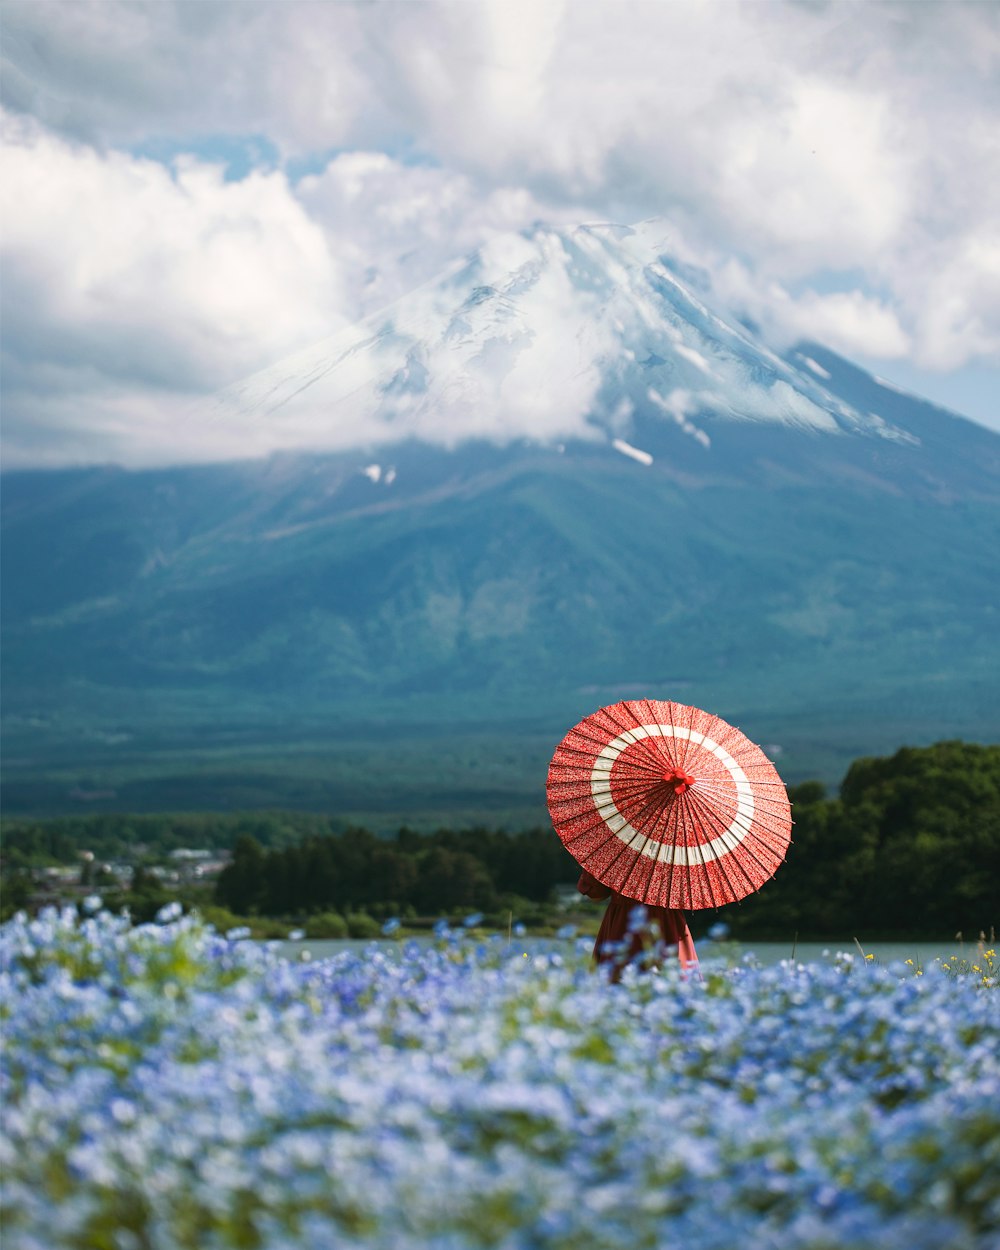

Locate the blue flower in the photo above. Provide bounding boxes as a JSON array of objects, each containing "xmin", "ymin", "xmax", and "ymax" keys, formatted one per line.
[
  {"xmin": 626, "ymin": 904, "xmax": 650, "ymax": 933},
  {"xmin": 2, "ymin": 908, "xmax": 996, "ymax": 1250}
]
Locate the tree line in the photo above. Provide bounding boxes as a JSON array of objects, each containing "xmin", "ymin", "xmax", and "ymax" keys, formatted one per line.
[
  {"xmin": 214, "ymin": 826, "xmax": 576, "ymax": 919},
  {"xmin": 731, "ymin": 740, "xmax": 999, "ymax": 936},
  {"xmin": 2, "ymin": 741, "xmax": 997, "ymax": 937},
  {"xmin": 1, "ymin": 810, "xmax": 334, "ymax": 869}
]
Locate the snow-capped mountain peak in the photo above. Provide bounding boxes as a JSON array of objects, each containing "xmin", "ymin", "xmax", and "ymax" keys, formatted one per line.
[{"xmin": 204, "ymin": 222, "xmax": 913, "ymax": 455}]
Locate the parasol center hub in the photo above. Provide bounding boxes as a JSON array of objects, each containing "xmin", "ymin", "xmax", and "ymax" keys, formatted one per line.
[{"xmin": 662, "ymin": 767, "xmax": 696, "ymax": 795}]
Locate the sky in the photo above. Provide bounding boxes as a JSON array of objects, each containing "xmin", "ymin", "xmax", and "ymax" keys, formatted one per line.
[{"xmin": 2, "ymin": 0, "xmax": 998, "ymax": 468}]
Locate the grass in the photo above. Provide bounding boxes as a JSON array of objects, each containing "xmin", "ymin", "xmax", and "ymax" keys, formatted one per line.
[{"xmin": 933, "ymin": 929, "xmax": 999, "ymax": 988}]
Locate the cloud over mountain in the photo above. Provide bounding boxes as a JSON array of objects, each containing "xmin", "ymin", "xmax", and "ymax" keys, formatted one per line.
[{"xmin": 2, "ymin": 0, "xmax": 998, "ymax": 462}]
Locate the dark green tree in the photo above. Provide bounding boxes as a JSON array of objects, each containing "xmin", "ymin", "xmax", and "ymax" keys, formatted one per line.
[
  {"xmin": 414, "ymin": 848, "xmax": 496, "ymax": 914},
  {"xmin": 215, "ymin": 835, "xmax": 267, "ymax": 914}
]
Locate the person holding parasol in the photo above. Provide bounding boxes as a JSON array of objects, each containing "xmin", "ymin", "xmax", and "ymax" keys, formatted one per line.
[{"xmin": 548, "ymin": 699, "xmax": 791, "ymax": 980}]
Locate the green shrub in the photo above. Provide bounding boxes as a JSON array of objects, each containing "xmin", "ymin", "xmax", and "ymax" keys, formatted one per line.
[
  {"xmin": 306, "ymin": 911, "xmax": 349, "ymax": 939},
  {"xmin": 345, "ymin": 911, "xmax": 381, "ymax": 939}
]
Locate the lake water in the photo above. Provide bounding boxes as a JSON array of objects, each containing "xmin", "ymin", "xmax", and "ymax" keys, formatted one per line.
[{"xmin": 271, "ymin": 936, "xmax": 968, "ymax": 969}]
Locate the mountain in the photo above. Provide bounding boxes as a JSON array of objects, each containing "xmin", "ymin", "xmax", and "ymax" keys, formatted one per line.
[
  {"xmin": 3, "ymin": 224, "xmax": 998, "ymax": 823},
  {"xmin": 204, "ymin": 221, "xmax": 938, "ymax": 454}
]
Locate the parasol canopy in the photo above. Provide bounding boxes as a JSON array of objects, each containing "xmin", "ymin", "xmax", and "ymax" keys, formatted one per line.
[{"xmin": 547, "ymin": 700, "xmax": 792, "ymax": 910}]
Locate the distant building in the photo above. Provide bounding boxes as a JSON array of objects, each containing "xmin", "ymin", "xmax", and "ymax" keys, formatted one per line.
[{"xmin": 168, "ymin": 849, "xmax": 230, "ymax": 881}]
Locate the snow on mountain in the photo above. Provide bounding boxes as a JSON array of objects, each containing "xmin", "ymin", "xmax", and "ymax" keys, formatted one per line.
[
  {"xmin": 361, "ymin": 464, "xmax": 398, "ymax": 484},
  {"xmin": 205, "ymin": 222, "xmax": 915, "ymax": 455},
  {"xmin": 797, "ymin": 353, "xmax": 832, "ymax": 380},
  {"xmin": 612, "ymin": 438, "xmax": 654, "ymax": 465}
]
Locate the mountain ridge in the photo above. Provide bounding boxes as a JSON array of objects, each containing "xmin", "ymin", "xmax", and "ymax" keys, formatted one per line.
[
  {"xmin": 2, "ymin": 227, "xmax": 997, "ymax": 818},
  {"xmin": 198, "ymin": 222, "xmax": 932, "ymax": 460}
]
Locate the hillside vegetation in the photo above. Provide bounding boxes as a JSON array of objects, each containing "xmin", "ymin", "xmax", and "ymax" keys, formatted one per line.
[
  {"xmin": 3, "ymin": 741, "xmax": 997, "ymax": 939},
  {"xmin": 4, "ymin": 357, "xmax": 1000, "ymax": 809}
]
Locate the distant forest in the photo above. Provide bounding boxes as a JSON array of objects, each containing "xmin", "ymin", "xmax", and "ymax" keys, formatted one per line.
[
  {"xmin": 3, "ymin": 741, "xmax": 997, "ymax": 937},
  {"xmin": 215, "ymin": 826, "xmax": 570, "ymax": 919}
]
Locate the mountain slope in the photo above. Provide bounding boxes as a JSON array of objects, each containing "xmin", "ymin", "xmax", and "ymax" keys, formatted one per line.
[
  {"xmin": 204, "ymin": 223, "xmax": 933, "ymax": 457},
  {"xmin": 2, "ymin": 225, "xmax": 998, "ymax": 816}
]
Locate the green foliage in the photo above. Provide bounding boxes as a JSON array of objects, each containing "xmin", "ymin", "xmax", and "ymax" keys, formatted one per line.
[
  {"xmin": 731, "ymin": 741, "xmax": 1000, "ymax": 938},
  {"xmin": 3, "ymin": 742, "xmax": 997, "ymax": 938},
  {"xmin": 4, "ymin": 438, "xmax": 1000, "ymax": 819},
  {"xmin": 212, "ymin": 826, "xmax": 579, "ymax": 919},
  {"xmin": 216, "ymin": 835, "xmax": 267, "ymax": 915},
  {"xmin": 344, "ymin": 911, "xmax": 381, "ymax": 940},
  {"xmin": 305, "ymin": 911, "xmax": 349, "ymax": 939},
  {"xmin": 0, "ymin": 870, "xmax": 33, "ymax": 920},
  {"xmin": 193, "ymin": 904, "xmax": 245, "ymax": 933},
  {"xmin": 1, "ymin": 810, "xmax": 336, "ymax": 865}
]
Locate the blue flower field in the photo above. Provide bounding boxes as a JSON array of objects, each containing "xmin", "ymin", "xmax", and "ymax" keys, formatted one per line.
[{"xmin": 2, "ymin": 907, "xmax": 998, "ymax": 1250}]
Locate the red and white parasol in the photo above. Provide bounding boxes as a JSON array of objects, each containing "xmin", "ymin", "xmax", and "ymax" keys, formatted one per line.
[{"xmin": 547, "ymin": 700, "xmax": 792, "ymax": 910}]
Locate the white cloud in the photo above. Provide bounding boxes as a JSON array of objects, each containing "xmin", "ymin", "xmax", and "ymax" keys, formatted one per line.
[
  {"xmin": 2, "ymin": 0, "xmax": 999, "ymax": 459},
  {"xmin": 896, "ymin": 232, "xmax": 1000, "ymax": 371},
  {"xmin": 0, "ymin": 114, "xmax": 572, "ymax": 464},
  {"xmin": 790, "ymin": 290, "xmax": 912, "ymax": 361},
  {"xmin": 196, "ymin": 227, "xmax": 623, "ymax": 459},
  {"xmin": 1, "ymin": 112, "xmax": 345, "ymax": 388},
  {"xmin": 0, "ymin": 0, "xmax": 379, "ymax": 152},
  {"xmin": 708, "ymin": 256, "xmax": 913, "ymax": 360},
  {"xmin": 0, "ymin": 112, "xmax": 350, "ymax": 465},
  {"xmin": 711, "ymin": 79, "xmax": 910, "ymax": 269},
  {"xmin": 295, "ymin": 153, "xmax": 578, "ymax": 315}
]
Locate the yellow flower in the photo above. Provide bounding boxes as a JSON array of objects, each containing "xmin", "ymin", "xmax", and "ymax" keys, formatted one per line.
[
  {"xmin": 905, "ymin": 959, "xmax": 913, "ymax": 966},
  {"xmin": 865, "ymin": 953, "xmax": 874, "ymax": 961}
]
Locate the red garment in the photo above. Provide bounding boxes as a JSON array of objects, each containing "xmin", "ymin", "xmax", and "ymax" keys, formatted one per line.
[{"xmin": 577, "ymin": 870, "xmax": 698, "ymax": 980}]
